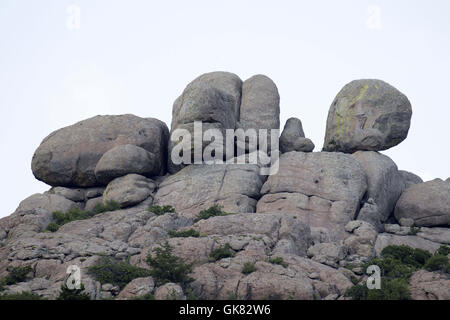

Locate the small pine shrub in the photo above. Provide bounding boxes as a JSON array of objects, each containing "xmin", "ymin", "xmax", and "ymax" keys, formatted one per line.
[
  {"xmin": 168, "ymin": 229, "xmax": 201, "ymax": 238},
  {"xmin": 209, "ymin": 243, "xmax": 235, "ymax": 262},
  {"xmin": 146, "ymin": 241, "xmax": 193, "ymax": 287},
  {"xmin": 436, "ymin": 245, "xmax": 450, "ymax": 256},
  {"xmin": 0, "ymin": 291, "xmax": 43, "ymax": 300},
  {"xmin": 92, "ymin": 200, "xmax": 121, "ymax": 214},
  {"xmin": 57, "ymin": 283, "xmax": 91, "ymax": 300},
  {"xmin": 131, "ymin": 293, "xmax": 155, "ymax": 300},
  {"xmin": 380, "ymin": 245, "xmax": 431, "ymax": 268},
  {"xmin": 88, "ymin": 257, "xmax": 151, "ymax": 290},
  {"xmin": 194, "ymin": 205, "xmax": 229, "ymax": 222},
  {"xmin": 269, "ymin": 257, "xmax": 288, "ymax": 268},
  {"xmin": 424, "ymin": 255, "xmax": 450, "ymax": 272},
  {"xmin": 45, "ymin": 201, "xmax": 121, "ymax": 232},
  {"xmin": 242, "ymin": 262, "xmax": 257, "ymax": 275},
  {"xmin": 3, "ymin": 266, "xmax": 33, "ymax": 285},
  {"xmin": 148, "ymin": 205, "xmax": 176, "ymax": 215}
]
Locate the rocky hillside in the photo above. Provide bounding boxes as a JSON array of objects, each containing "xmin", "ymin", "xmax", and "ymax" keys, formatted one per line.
[{"xmin": 0, "ymin": 72, "xmax": 449, "ymax": 300}]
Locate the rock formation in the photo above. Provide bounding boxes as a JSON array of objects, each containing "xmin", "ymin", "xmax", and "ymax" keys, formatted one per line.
[{"xmin": 1, "ymin": 73, "xmax": 448, "ymax": 301}]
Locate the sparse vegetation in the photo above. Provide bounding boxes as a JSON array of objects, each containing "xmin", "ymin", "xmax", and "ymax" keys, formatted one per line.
[
  {"xmin": 408, "ymin": 226, "xmax": 421, "ymax": 235},
  {"xmin": 45, "ymin": 200, "xmax": 121, "ymax": 232},
  {"xmin": 345, "ymin": 245, "xmax": 450, "ymax": 300},
  {"xmin": 269, "ymin": 257, "xmax": 288, "ymax": 268},
  {"xmin": 168, "ymin": 229, "xmax": 201, "ymax": 238},
  {"xmin": 0, "ymin": 291, "xmax": 43, "ymax": 300},
  {"xmin": 194, "ymin": 205, "xmax": 230, "ymax": 222},
  {"xmin": 146, "ymin": 241, "xmax": 193, "ymax": 287},
  {"xmin": 57, "ymin": 283, "xmax": 91, "ymax": 300},
  {"xmin": 88, "ymin": 257, "xmax": 152, "ymax": 290},
  {"xmin": 148, "ymin": 205, "xmax": 176, "ymax": 215},
  {"xmin": 209, "ymin": 243, "xmax": 235, "ymax": 262},
  {"xmin": 242, "ymin": 262, "xmax": 257, "ymax": 275},
  {"xmin": 436, "ymin": 245, "xmax": 450, "ymax": 256},
  {"xmin": 2, "ymin": 266, "xmax": 33, "ymax": 286}
]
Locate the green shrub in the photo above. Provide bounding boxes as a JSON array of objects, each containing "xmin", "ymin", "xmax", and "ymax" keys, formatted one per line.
[
  {"xmin": 269, "ymin": 257, "xmax": 288, "ymax": 268},
  {"xmin": 380, "ymin": 245, "xmax": 431, "ymax": 268},
  {"xmin": 168, "ymin": 229, "xmax": 201, "ymax": 238},
  {"xmin": 92, "ymin": 200, "xmax": 121, "ymax": 214},
  {"xmin": 148, "ymin": 205, "xmax": 176, "ymax": 215},
  {"xmin": 185, "ymin": 288, "xmax": 198, "ymax": 300},
  {"xmin": 209, "ymin": 243, "xmax": 235, "ymax": 262},
  {"xmin": 146, "ymin": 241, "xmax": 193, "ymax": 287},
  {"xmin": 424, "ymin": 255, "xmax": 450, "ymax": 272},
  {"xmin": 0, "ymin": 291, "xmax": 43, "ymax": 300},
  {"xmin": 436, "ymin": 245, "xmax": 450, "ymax": 256},
  {"xmin": 57, "ymin": 283, "xmax": 91, "ymax": 300},
  {"xmin": 131, "ymin": 293, "xmax": 155, "ymax": 300},
  {"xmin": 88, "ymin": 257, "xmax": 151, "ymax": 290},
  {"xmin": 364, "ymin": 257, "xmax": 416, "ymax": 280},
  {"xmin": 345, "ymin": 278, "xmax": 411, "ymax": 300},
  {"xmin": 45, "ymin": 201, "xmax": 121, "ymax": 232},
  {"xmin": 408, "ymin": 226, "xmax": 420, "ymax": 235},
  {"xmin": 3, "ymin": 266, "xmax": 33, "ymax": 285},
  {"xmin": 194, "ymin": 205, "xmax": 229, "ymax": 222},
  {"xmin": 242, "ymin": 262, "xmax": 257, "ymax": 275}
]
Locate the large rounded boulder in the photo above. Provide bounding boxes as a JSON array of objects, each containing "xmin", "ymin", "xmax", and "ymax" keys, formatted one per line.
[
  {"xmin": 32, "ymin": 115, "xmax": 169, "ymax": 187},
  {"xmin": 394, "ymin": 179, "xmax": 450, "ymax": 227},
  {"xmin": 323, "ymin": 79, "xmax": 412, "ymax": 153}
]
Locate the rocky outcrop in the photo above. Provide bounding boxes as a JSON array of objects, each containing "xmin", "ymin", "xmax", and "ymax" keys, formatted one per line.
[
  {"xmin": 257, "ymin": 152, "xmax": 367, "ymax": 241},
  {"xmin": 399, "ymin": 170, "xmax": 423, "ymax": 189},
  {"xmin": 374, "ymin": 233, "xmax": 442, "ymax": 255},
  {"xmin": 103, "ymin": 174, "xmax": 157, "ymax": 208},
  {"xmin": 409, "ymin": 270, "xmax": 450, "ymax": 300},
  {"xmin": 394, "ymin": 179, "xmax": 450, "ymax": 227},
  {"xmin": 352, "ymin": 151, "xmax": 405, "ymax": 229},
  {"xmin": 154, "ymin": 162, "xmax": 265, "ymax": 219},
  {"xmin": 279, "ymin": 118, "xmax": 315, "ymax": 153},
  {"xmin": 32, "ymin": 115, "xmax": 169, "ymax": 187},
  {"xmin": 323, "ymin": 79, "xmax": 412, "ymax": 153}
]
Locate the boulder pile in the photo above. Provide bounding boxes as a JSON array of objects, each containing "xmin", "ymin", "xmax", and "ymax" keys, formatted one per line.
[{"xmin": 0, "ymin": 73, "xmax": 449, "ymax": 300}]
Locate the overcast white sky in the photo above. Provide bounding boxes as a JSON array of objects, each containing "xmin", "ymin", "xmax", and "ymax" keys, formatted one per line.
[{"xmin": 1, "ymin": 0, "xmax": 449, "ymax": 218}]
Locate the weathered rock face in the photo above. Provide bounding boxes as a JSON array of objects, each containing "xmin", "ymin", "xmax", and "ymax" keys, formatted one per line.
[
  {"xmin": 280, "ymin": 118, "xmax": 315, "ymax": 153},
  {"xmin": 394, "ymin": 179, "xmax": 450, "ymax": 227},
  {"xmin": 352, "ymin": 151, "xmax": 405, "ymax": 229},
  {"xmin": 238, "ymin": 74, "xmax": 280, "ymax": 148},
  {"xmin": 103, "ymin": 174, "xmax": 157, "ymax": 208},
  {"xmin": 154, "ymin": 162, "xmax": 266, "ymax": 219},
  {"xmin": 323, "ymin": 79, "xmax": 412, "ymax": 153},
  {"xmin": 117, "ymin": 277, "xmax": 155, "ymax": 300},
  {"xmin": 399, "ymin": 170, "xmax": 423, "ymax": 189},
  {"xmin": 374, "ymin": 233, "xmax": 442, "ymax": 255},
  {"xmin": 32, "ymin": 115, "xmax": 169, "ymax": 187},
  {"xmin": 257, "ymin": 152, "xmax": 367, "ymax": 241},
  {"xmin": 168, "ymin": 72, "xmax": 243, "ymax": 173},
  {"xmin": 409, "ymin": 270, "xmax": 450, "ymax": 300},
  {"xmin": 95, "ymin": 144, "xmax": 160, "ymax": 184}
]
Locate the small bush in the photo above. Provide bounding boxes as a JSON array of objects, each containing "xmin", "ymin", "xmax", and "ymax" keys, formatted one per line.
[
  {"xmin": 45, "ymin": 201, "xmax": 121, "ymax": 232},
  {"xmin": 345, "ymin": 278, "xmax": 411, "ymax": 300},
  {"xmin": 209, "ymin": 243, "xmax": 235, "ymax": 262},
  {"xmin": 148, "ymin": 205, "xmax": 176, "ymax": 215},
  {"xmin": 424, "ymin": 255, "xmax": 450, "ymax": 272},
  {"xmin": 88, "ymin": 257, "xmax": 151, "ymax": 290},
  {"xmin": 436, "ymin": 245, "xmax": 450, "ymax": 256},
  {"xmin": 57, "ymin": 283, "xmax": 91, "ymax": 300},
  {"xmin": 381, "ymin": 245, "xmax": 431, "ymax": 268},
  {"xmin": 0, "ymin": 292, "xmax": 43, "ymax": 300},
  {"xmin": 269, "ymin": 257, "xmax": 288, "ymax": 268},
  {"xmin": 131, "ymin": 293, "xmax": 155, "ymax": 300},
  {"xmin": 3, "ymin": 266, "xmax": 33, "ymax": 285},
  {"xmin": 242, "ymin": 262, "xmax": 257, "ymax": 275},
  {"xmin": 146, "ymin": 241, "xmax": 193, "ymax": 287},
  {"xmin": 408, "ymin": 226, "xmax": 420, "ymax": 235},
  {"xmin": 168, "ymin": 229, "xmax": 201, "ymax": 238},
  {"xmin": 194, "ymin": 205, "xmax": 229, "ymax": 222},
  {"xmin": 92, "ymin": 200, "xmax": 121, "ymax": 214}
]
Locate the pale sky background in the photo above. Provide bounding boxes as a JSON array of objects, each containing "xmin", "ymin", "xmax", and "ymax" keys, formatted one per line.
[{"xmin": 1, "ymin": 0, "xmax": 449, "ymax": 218}]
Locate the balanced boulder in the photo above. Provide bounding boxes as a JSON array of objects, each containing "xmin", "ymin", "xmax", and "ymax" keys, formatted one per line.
[
  {"xmin": 32, "ymin": 115, "xmax": 169, "ymax": 187},
  {"xmin": 280, "ymin": 117, "xmax": 315, "ymax": 153},
  {"xmin": 95, "ymin": 144, "xmax": 160, "ymax": 184},
  {"xmin": 394, "ymin": 179, "xmax": 450, "ymax": 227},
  {"xmin": 323, "ymin": 79, "xmax": 412, "ymax": 153}
]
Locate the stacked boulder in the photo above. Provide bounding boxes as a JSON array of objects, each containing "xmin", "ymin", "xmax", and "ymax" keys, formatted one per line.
[{"xmin": 0, "ymin": 73, "xmax": 449, "ymax": 301}]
